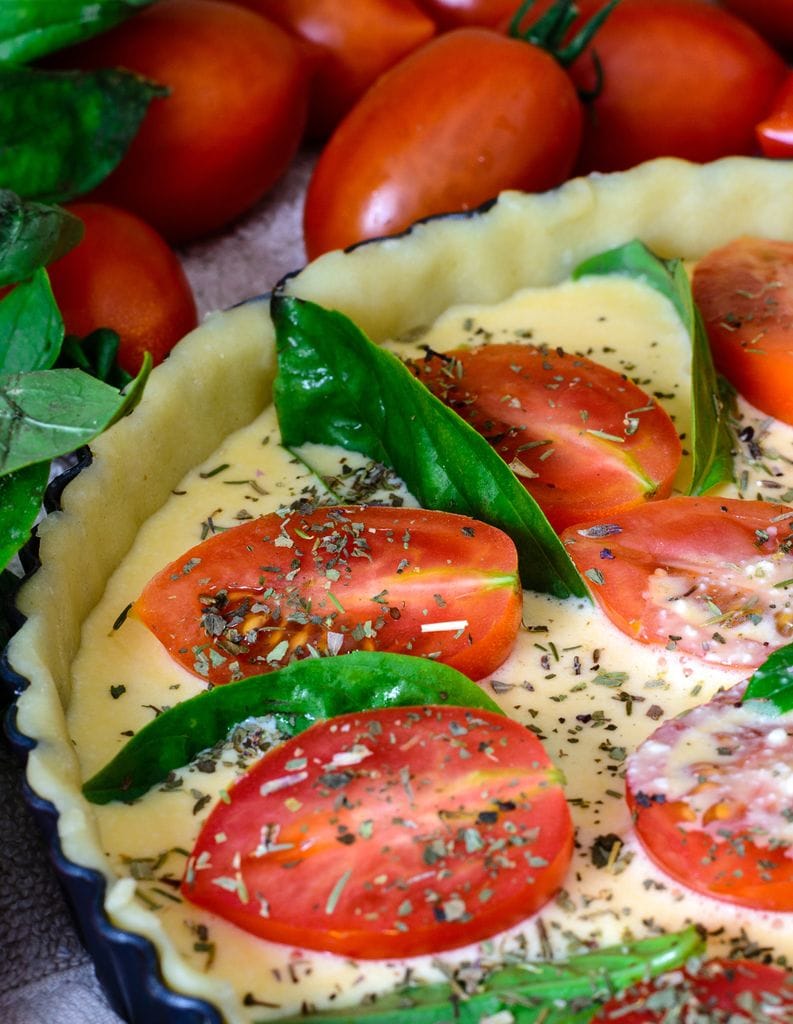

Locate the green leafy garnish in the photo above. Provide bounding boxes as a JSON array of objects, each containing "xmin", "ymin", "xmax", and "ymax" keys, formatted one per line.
[
  {"xmin": 277, "ymin": 926, "xmax": 705, "ymax": 1024},
  {"xmin": 573, "ymin": 239, "xmax": 733, "ymax": 497},
  {"xmin": 0, "ymin": 268, "xmax": 63, "ymax": 373},
  {"xmin": 743, "ymin": 642, "xmax": 793, "ymax": 714},
  {"xmin": 0, "ymin": 0, "xmax": 155, "ymax": 64},
  {"xmin": 58, "ymin": 328, "xmax": 132, "ymax": 388},
  {"xmin": 0, "ymin": 190, "xmax": 83, "ymax": 286},
  {"xmin": 0, "ymin": 462, "xmax": 49, "ymax": 571},
  {"xmin": 82, "ymin": 651, "xmax": 504, "ymax": 804},
  {"xmin": 271, "ymin": 294, "xmax": 586, "ymax": 600},
  {"xmin": 0, "ymin": 65, "xmax": 166, "ymax": 203}
]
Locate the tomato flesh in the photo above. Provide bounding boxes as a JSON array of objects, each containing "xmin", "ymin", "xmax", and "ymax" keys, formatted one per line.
[
  {"xmin": 134, "ymin": 506, "xmax": 522, "ymax": 684},
  {"xmin": 561, "ymin": 496, "xmax": 793, "ymax": 668},
  {"xmin": 592, "ymin": 958, "xmax": 793, "ymax": 1023},
  {"xmin": 693, "ymin": 237, "xmax": 793, "ymax": 425},
  {"xmin": 182, "ymin": 704, "xmax": 573, "ymax": 957},
  {"xmin": 625, "ymin": 684, "xmax": 793, "ymax": 911},
  {"xmin": 411, "ymin": 343, "xmax": 681, "ymax": 532}
]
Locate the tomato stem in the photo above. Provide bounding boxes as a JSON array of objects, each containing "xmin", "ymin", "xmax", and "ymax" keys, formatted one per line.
[{"xmin": 508, "ymin": 0, "xmax": 620, "ymax": 67}]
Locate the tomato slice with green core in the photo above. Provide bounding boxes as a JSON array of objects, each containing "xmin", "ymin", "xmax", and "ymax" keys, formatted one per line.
[
  {"xmin": 626, "ymin": 683, "xmax": 793, "ymax": 911},
  {"xmin": 134, "ymin": 506, "xmax": 522, "ymax": 684},
  {"xmin": 561, "ymin": 496, "xmax": 793, "ymax": 668},
  {"xmin": 591, "ymin": 957, "xmax": 793, "ymax": 1023},
  {"xmin": 411, "ymin": 343, "xmax": 681, "ymax": 532},
  {"xmin": 182, "ymin": 704, "xmax": 573, "ymax": 958},
  {"xmin": 693, "ymin": 236, "xmax": 793, "ymax": 426}
]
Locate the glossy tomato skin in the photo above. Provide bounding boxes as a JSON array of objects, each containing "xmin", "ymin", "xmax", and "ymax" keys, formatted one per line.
[
  {"xmin": 414, "ymin": 0, "xmax": 525, "ymax": 30},
  {"xmin": 134, "ymin": 506, "xmax": 522, "ymax": 685},
  {"xmin": 719, "ymin": 0, "xmax": 793, "ymax": 53},
  {"xmin": 230, "ymin": 0, "xmax": 435, "ymax": 138},
  {"xmin": 568, "ymin": 0, "xmax": 787, "ymax": 173},
  {"xmin": 47, "ymin": 202, "xmax": 197, "ymax": 375},
  {"xmin": 592, "ymin": 958, "xmax": 793, "ymax": 1022},
  {"xmin": 756, "ymin": 73, "xmax": 793, "ymax": 158},
  {"xmin": 183, "ymin": 704, "xmax": 573, "ymax": 957},
  {"xmin": 56, "ymin": 0, "xmax": 309, "ymax": 243},
  {"xmin": 303, "ymin": 27, "xmax": 582, "ymax": 258},
  {"xmin": 625, "ymin": 685, "xmax": 793, "ymax": 911},
  {"xmin": 693, "ymin": 237, "xmax": 793, "ymax": 425},
  {"xmin": 412, "ymin": 343, "xmax": 681, "ymax": 532},
  {"xmin": 561, "ymin": 496, "xmax": 793, "ymax": 669}
]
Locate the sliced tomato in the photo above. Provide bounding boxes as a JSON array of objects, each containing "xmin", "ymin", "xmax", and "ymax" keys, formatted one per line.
[
  {"xmin": 692, "ymin": 236, "xmax": 793, "ymax": 425},
  {"xmin": 411, "ymin": 343, "xmax": 681, "ymax": 532},
  {"xmin": 625, "ymin": 683, "xmax": 793, "ymax": 911},
  {"xmin": 560, "ymin": 496, "xmax": 793, "ymax": 669},
  {"xmin": 182, "ymin": 704, "xmax": 573, "ymax": 957},
  {"xmin": 133, "ymin": 506, "xmax": 521, "ymax": 685},
  {"xmin": 592, "ymin": 957, "xmax": 793, "ymax": 1022}
]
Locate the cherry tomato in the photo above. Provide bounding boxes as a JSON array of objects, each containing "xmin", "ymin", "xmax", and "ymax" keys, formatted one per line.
[
  {"xmin": 592, "ymin": 957, "xmax": 793, "ymax": 1022},
  {"xmin": 303, "ymin": 27, "xmax": 582, "ymax": 258},
  {"xmin": 183, "ymin": 704, "xmax": 573, "ymax": 957},
  {"xmin": 134, "ymin": 505, "xmax": 522, "ymax": 685},
  {"xmin": 411, "ymin": 342, "xmax": 681, "ymax": 532},
  {"xmin": 756, "ymin": 73, "xmax": 793, "ymax": 159},
  {"xmin": 55, "ymin": 0, "xmax": 309, "ymax": 243},
  {"xmin": 46, "ymin": 202, "xmax": 197, "ymax": 375},
  {"xmin": 692, "ymin": 237, "xmax": 793, "ymax": 425},
  {"xmin": 624, "ymin": 684, "xmax": 793, "ymax": 911},
  {"xmin": 567, "ymin": 0, "xmax": 786, "ymax": 173},
  {"xmin": 414, "ymin": 0, "xmax": 526, "ymax": 30},
  {"xmin": 719, "ymin": 0, "xmax": 793, "ymax": 54},
  {"xmin": 560, "ymin": 496, "xmax": 793, "ymax": 669},
  {"xmin": 229, "ymin": 0, "xmax": 435, "ymax": 138}
]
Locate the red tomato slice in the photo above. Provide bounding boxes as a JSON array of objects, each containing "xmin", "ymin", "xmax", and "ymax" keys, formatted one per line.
[
  {"xmin": 756, "ymin": 72, "xmax": 793, "ymax": 159},
  {"xmin": 592, "ymin": 958, "xmax": 793, "ymax": 1023},
  {"xmin": 560, "ymin": 496, "xmax": 793, "ymax": 669},
  {"xmin": 134, "ymin": 506, "xmax": 521, "ymax": 685},
  {"xmin": 182, "ymin": 704, "xmax": 573, "ymax": 957},
  {"xmin": 692, "ymin": 236, "xmax": 793, "ymax": 425},
  {"xmin": 625, "ymin": 684, "xmax": 793, "ymax": 911},
  {"xmin": 411, "ymin": 343, "xmax": 681, "ymax": 532}
]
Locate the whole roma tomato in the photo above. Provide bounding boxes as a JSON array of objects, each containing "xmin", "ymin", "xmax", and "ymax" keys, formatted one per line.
[
  {"xmin": 230, "ymin": 0, "xmax": 435, "ymax": 138},
  {"xmin": 47, "ymin": 202, "xmax": 197, "ymax": 375},
  {"xmin": 568, "ymin": 0, "xmax": 786, "ymax": 172},
  {"xmin": 411, "ymin": 341, "xmax": 681, "ymax": 532},
  {"xmin": 54, "ymin": 0, "xmax": 309, "ymax": 243},
  {"xmin": 303, "ymin": 26, "xmax": 583, "ymax": 257},
  {"xmin": 184, "ymin": 704, "xmax": 573, "ymax": 957},
  {"xmin": 561, "ymin": 496, "xmax": 793, "ymax": 669},
  {"xmin": 592, "ymin": 958, "xmax": 793, "ymax": 1022},
  {"xmin": 719, "ymin": 0, "xmax": 793, "ymax": 53},
  {"xmin": 625, "ymin": 684, "xmax": 793, "ymax": 911},
  {"xmin": 134, "ymin": 505, "xmax": 522, "ymax": 685}
]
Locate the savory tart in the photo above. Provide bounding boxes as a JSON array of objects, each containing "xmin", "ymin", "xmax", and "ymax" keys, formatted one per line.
[{"xmin": 8, "ymin": 156, "xmax": 793, "ymax": 1023}]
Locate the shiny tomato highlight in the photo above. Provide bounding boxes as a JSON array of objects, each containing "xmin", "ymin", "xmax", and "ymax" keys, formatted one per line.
[
  {"xmin": 134, "ymin": 506, "xmax": 522, "ymax": 685},
  {"xmin": 183, "ymin": 704, "xmax": 573, "ymax": 957}
]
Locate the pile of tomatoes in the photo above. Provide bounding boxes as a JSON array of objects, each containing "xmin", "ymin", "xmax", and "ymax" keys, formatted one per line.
[{"xmin": 44, "ymin": 0, "xmax": 793, "ymax": 371}]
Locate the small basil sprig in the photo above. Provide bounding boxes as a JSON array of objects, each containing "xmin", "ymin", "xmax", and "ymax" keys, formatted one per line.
[
  {"xmin": 0, "ymin": 65, "xmax": 166, "ymax": 203},
  {"xmin": 572, "ymin": 239, "xmax": 732, "ymax": 496},
  {"xmin": 82, "ymin": 651, "xmax": 504, "ymax": 804},
  {"xmin": 277, "ymin": 925, "xmax": 705, "ymax": 1024},
  {"xmin": 743, "ymin": 642, "xmax": 793, "ymax": 714},
  {"xmin": 0, "ymin": 268, "xmax": 63, "ymax": 373},
  {"xmin": 0, "ymin": 0, "xmax": 154, "ymax": 63},
  {"xmin": 0, "ymin": 190, "xmax": 83, "ymax": 286},
  {"xmin": 271, "ymin": 294, "xmax": 586, "ymax": 600}
]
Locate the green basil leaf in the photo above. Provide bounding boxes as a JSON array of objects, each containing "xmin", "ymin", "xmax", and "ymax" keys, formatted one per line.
[
  {"xmin": 0, "ymin": 460, "xmax": 49, "ymax": 571},
  {"xmin": 0, "ymin": 65, "xmax": 166, "ymax": 203},
  {"xmin": 0, "ymin": 0, "xmax": 154, "ymax": 63},
  {"xmin": 82, "ymin": 651, "xmax": 505, "ymax": 804},
  {"xmin": 742, "ymin": 642, "xmax": 793, "ymax": 713},
  {"xmin": 0, "ymin": 268, "xmax": 64, "ymax": 373},
  {"xmin": 277, "ymin": 925, "xmax": 705, "ymax": 1023},
  {"xmin": 58, "ymin": 328, "xmax": 131, "ymax": 387},
  {"xmin": 0, "ymin": 355, "xmax": 150, "ymax": 474},
  {"xmin": 572, "ymin": 239, "xmax": 733, "ymax": 497},
  {"xmin": 271, "ymin": 295, "xmax": 587, "ymax": 600},
  {"xmin": 0, "ymin": 190, "xmax": 83, "ymax": 285}
]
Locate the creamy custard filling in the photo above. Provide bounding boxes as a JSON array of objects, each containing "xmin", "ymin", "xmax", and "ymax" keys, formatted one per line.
[{"xmin": 67, "ymin": 276, "xmax": 793, "ymax": 1022}]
